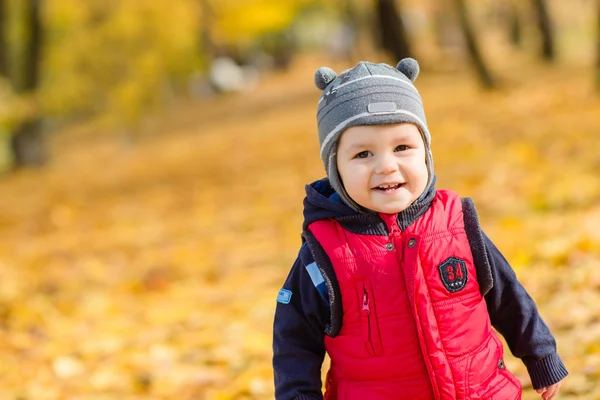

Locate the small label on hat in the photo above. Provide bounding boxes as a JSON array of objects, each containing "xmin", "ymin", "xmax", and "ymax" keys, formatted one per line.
[{"xmin": 367, "ymin": 102, "xmax": 397, "ymax": 113}]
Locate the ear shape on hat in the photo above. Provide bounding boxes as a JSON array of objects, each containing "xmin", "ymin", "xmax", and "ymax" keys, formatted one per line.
[
  {"xmin": 314, "ymin": 67, "xmax": 337, "ymax": 90},
  {"xmin": 396, "ymin": 58, "xmax": 419, "ymax": 82}
]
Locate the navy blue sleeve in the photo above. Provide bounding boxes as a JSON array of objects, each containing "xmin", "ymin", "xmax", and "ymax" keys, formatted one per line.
[
  {"xmin": 483, "ymin": 232, "xmax": 568, "ymax": 390},
  {"xmin": 273, "ymin": 246, "xmax": 329, "ymax": 400}
]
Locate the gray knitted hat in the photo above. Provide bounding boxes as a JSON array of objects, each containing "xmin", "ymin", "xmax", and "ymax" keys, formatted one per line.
[{"xmin": 314, "ymin": 58, "xmax": 434, "ymax": 212}]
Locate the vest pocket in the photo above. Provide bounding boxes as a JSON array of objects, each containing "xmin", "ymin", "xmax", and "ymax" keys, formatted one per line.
[
  {"xmin": 357, "ymin": 280, "xmax": 383, "ymax": 356},
  {"xmin": 466, "ymin": 333, "xmax": 522, "ymax": 400}
]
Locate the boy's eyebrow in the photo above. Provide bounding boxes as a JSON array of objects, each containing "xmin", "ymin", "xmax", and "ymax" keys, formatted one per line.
[{"xmin": 346, "ymin": 143, "xmax": 369, "ymax": 151}]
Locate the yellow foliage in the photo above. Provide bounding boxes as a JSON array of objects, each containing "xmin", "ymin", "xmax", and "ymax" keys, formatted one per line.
[
  {"xmin": 2, "ymin": 0, "xmax": 324, "ymax": 130},
  {"xmin": 211, "ymin": 0, "xmax": 308, "ymax": 45},
  {"xmin": 0, "ymin": 81, "xmax": 36, "ymax": 128},
  {"xmin": 41, "ymin": 0, "xmax": 200, "ymax": 124}
]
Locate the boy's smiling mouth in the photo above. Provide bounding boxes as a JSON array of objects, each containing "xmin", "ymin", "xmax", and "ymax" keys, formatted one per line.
[{"xmin": 373, "ymin": 182, "xmax": 405, "ymax": 192}]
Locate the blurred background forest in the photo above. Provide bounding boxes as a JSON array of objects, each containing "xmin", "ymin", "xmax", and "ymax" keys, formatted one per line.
[{"xmin": 0, "ymin": 0, "xmax": 599, "ymax": 399}]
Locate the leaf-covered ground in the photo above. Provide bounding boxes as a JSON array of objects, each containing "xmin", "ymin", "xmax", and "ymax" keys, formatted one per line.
[{"xmin": 0, "ymin": 55, "xmax": 599, "ymax": 399}]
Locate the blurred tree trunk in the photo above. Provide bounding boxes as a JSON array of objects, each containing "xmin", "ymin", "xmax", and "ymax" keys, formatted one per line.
[
  {"xmin": 341, "ymin": 0, "xmax": 359, "ymax": 62},
  {"xmin": 200, "ymin": 0, "xmax": 215, "ymax": 60},
  {"xmin": 375, "ymin": 0, "xmax": 412, "ymax": 60},
  {"xmin": 10, "ymin": 0, "xmax": 45, "ymax": 167},
  {"xmin": 21, "ymin": 0, "xmax": 41, "ymax": 92},
  {"xmin": 345, "ymin": 0, "xmax": 377, "ymax": 61},
  {"xmin": 508, "ymin": 2, "xmax": 522, "ymax": 48},
  {"xmin": 453, "ymin": 0, "xmax": 495, "ymax": 89},
  {"xmin": 0, "ymin": 0, "xmax": 7, "ymax": 77},
  {"xmin": 531, "ymin": 0, "xmax": 554, "ymax": 61},
  {"xmin": 433, "ymin": 1, "xmax": 460, "ymax": 51}
]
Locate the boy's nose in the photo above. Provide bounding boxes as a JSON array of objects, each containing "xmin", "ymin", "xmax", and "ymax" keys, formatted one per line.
[{"xmin": 374, "ymin": 154, "xmax": 399, "ymax": 175}]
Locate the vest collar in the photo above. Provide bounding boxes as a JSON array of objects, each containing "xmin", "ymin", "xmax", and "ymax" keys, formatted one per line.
[{"xmin": 335, "ymin": 176, "xmax": 437, "ymax": 235}]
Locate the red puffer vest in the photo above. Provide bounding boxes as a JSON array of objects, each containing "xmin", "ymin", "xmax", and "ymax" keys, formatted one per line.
[{"xmin": 308, "ymin": 190, "xmax": 522, "ymax": 400}]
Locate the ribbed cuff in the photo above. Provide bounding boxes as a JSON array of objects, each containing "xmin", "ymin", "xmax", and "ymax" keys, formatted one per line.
[
  {"xmin": 525, "ymin": 353, "xmax": 569, "ymax": 390},
  {"xmin": 295, "ymin": 394, "xmax": 323, "ymax": 400}
]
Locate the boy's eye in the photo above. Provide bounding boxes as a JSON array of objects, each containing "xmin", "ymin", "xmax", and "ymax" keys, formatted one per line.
[
  {"xmin": 354, "ymin": 151, "xmax": 371, "ymax": 159},
  {"xmin": 395, "ymin": 145, "xmax": 409, "ymax": 151}
]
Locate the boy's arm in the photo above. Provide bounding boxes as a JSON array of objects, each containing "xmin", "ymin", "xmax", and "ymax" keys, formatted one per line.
[
  {"xmin": 273, "ymin": 246, "xmax": 329, "ymax": 400},
  {"xmin": 482, "ymin": 232, "xmax": 569, "ymax": 390}
]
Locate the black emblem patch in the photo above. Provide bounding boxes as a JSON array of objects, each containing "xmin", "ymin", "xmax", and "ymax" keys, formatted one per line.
[
  {"xmin": 324, "ymin": 88, "xmax": 337, "ymax": 105},
  {"xmin": 438, "ymin": 257, "xmax": 468, "ymax": 293}
]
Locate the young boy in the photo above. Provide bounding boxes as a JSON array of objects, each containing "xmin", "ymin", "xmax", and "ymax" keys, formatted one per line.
[{"xmin": 272, "ymin": 58, "xmax": 568, "ymax": 400}]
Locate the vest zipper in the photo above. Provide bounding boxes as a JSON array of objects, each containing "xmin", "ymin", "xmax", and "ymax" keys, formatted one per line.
[{"xmin": 361, "ymin": 283, "xmax": 379, "ymax": 356}]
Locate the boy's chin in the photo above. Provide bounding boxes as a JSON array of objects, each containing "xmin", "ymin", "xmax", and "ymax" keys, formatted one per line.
[{"xmin": 370, "ymin": 201, "xmax": 412, "ymax": 214}]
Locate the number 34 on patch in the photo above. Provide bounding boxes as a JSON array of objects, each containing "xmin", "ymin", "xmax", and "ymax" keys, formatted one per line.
[{"xmin": 438, "ymin": 257, "xmax": 468, "ymax": 293}]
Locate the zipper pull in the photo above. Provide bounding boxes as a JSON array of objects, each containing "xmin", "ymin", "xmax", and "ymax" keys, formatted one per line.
[
  {"xmin": 389, "ymin": 222, "xmax": 400, "ymax": 236},
  {"xmin": 362, "ymin": 293, "xmax": 370, "ymax": 315},
  {"xmin": 379, "ymin": 213, "xmax": 400, "ymax": 237}
]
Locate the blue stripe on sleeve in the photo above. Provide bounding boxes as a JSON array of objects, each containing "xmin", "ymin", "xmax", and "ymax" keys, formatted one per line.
[
  {"xmin": 306, "ymin": 262, "xmax": 328, "ymax": 303},
  {"xmin": 305, "ymin": 262, "xmax": 325, "ymax": 287}
]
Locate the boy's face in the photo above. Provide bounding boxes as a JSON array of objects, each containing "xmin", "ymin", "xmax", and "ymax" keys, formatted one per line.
[{"xmin": 336, "ymin": 123, "xmax": 428, "ymax": 214}]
